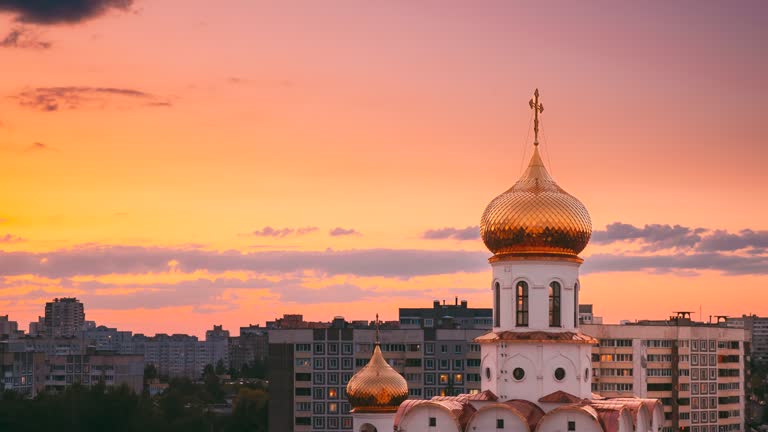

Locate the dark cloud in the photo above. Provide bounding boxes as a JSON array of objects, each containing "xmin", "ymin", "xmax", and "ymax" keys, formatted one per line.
[
  {"xmin": 0, "ymin": 245, "xmax": 488, "ymax": 279},
  {"xmin": 697, "ymin": 229, "xmax": 768, "ymax": 253},
  {"xmin": 0, "ymin": 233, "xmax": 24, "ymax": 243},
  {"xmin": 329, "ymin": 227, "xmax": 361, "ymax": 237},
  {"xmin": 0, "ymin": 27, "xmax": 51, "ymax": 49},
  {"xmin": 0, "ymin": 0, "xmax": 133, "ymax": 25},
  {"xmin": 593, "ymin": 222, "xmax": 768, "ymax": 254},
  {"xmin": 249, "ymin": 226, "xmax": 318, "ymax": 237},
  {"xmin": 592, "ymin": 222, "xmax": 704, "ymax": 251},
  {"xmin": 422, "ymin": 226, "xmax": 479, "ymax": 241},
  {"xmin": 11, "ymin": 86, "xmax": 171, "ymax": 111}
]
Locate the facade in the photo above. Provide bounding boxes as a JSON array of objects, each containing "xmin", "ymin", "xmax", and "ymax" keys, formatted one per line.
[
  {"xmin": 44, "ymin": 297, "xmax": 85, "ymax": 338},
  {"xmin": 0, "ymin": 342, "xmax": 47, "ymax": 397},
  {"xmin": 399, "ymin": 299, "xmax": 492, "ymax": 330},
  {"xmin": 345, "ymin": 90, "xmax": 663, "ymax": 432},
  {"xmin": 229, "ymin": 325, "xmax": 268, "ymax": 372},
  {"xmin": 266, "ymin": 312, "xmax": 489, "ymax": 432},
  {"xmin": 44, "ymin": 352, "xmax": 144, "ymax": 394},
  {"xmin": 584, "ymin": 314, "xmax": 749, "ymax": 432}
]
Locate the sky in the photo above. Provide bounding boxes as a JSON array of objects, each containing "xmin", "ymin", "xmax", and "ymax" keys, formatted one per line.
[{"xmin": 0, "ymin": 0, "xmax": 766, "ymax": 337}]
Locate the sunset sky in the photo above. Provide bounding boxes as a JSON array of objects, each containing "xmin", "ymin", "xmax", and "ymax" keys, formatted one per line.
[{"xmin": 0, "ymin": 1, "xmax": 766, "ymax": 337}]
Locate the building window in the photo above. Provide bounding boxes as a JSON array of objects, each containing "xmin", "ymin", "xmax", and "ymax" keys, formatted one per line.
[
  {"xmin": 516, "ymin": 281, "xmax": 529, "ymax": 327},
  {"xmin": 494, "ymin": 281, "xmax": 501, "ymax": 327},
  {"xmin": 568, "ymin": 421, "xmax": 576, "ymax": 431},
  {"xmin": 549, "ymin": 281, "xmax": 561, "ymax": 327},
  {"xmin": 497, "ymin": 419, "xmax": 505, "ymax": 429},
  {"xmin": 429, "ymin": 417, "xmax": 437, "ymax": 427}
]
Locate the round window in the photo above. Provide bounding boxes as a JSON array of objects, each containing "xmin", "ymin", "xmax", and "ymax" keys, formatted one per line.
[
  {"xmin": 554, "ymin": 367, "xmax": 566, "ymax": 381},
  {"xmin": 584, "ymin": 368, "xmax": 590, "ymax": 382},
  {"xmin": 513, "ymin": 367, "xmax": 525, "ymax": 381},
  {"xmin": 485, "ymin": 367, "xmax": 492, "ymax": 381}
]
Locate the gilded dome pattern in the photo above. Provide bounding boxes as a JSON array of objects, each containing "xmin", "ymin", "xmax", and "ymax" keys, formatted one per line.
[
  {"xmin": 346, "ymin": 344, "xmax": 408, "ymax": 412},
  {"xmin": 480, "ymin": 146, "xmax": 592, "ymax": 257}
]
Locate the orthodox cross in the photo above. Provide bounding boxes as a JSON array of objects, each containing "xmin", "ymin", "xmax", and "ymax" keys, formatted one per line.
[
  {"xmin": 375, "ymin": 313, "xmax": 380, "ymax": 345},
  {"xmin": 529, "ymin": 88, "xmax": 544, "ymax": 146}
]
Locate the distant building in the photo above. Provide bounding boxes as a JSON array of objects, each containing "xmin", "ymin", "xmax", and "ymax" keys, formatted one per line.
[
  {"xmin": 399, "ymin": 298, "xmax": 492, "ymax": 329},
  {"xmin": 726, "ymin": 315, "xmax": 768, "ymax": 365},
  {"xmin": 45, "ymin": 351, "xmax": 144, "ymax": 394},
  {"xmin": 229, "ymin": 325, "xmax": 268, "ymax": 372},
  {"xmin": 0, "ymin": 342, "xmax": 47, "ymax": 397},
  {"xmin": 44, "ymin": 297, "xmax": 85, "ymax": 338},
  {"xmin": 205, "ymin": 325, "xmax": 230, "ymax": 369},
  {"xmin": 0, "ymin": 315, "xmax": 20, "ymax": 339}
]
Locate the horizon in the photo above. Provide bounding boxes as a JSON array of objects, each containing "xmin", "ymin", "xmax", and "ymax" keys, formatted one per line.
[{"xmin": 1, "ymin": 0, "xmax": 767, "ymax": 338}]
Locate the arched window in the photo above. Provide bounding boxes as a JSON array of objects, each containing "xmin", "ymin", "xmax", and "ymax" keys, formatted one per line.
[
  {"xmin": 516, "ymin": 281, "xmax": 528, "ymax": 327},
  {"xmin": 493, "ymin": 282, "xmax": 501, "ymax": 327},
  {"xmin": 549, "ymin": 281, "xmax": 561, "ymax": 327}
]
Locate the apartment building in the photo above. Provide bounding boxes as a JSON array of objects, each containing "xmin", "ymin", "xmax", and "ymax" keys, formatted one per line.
[
  {"xmin": 267, "ymin": 300, "xmax": 490, "ymax": 432},
  {"xmin": 0, "ymin": 342, "xmax": 47, "ymax": 397},
  {"xmin": 44, "ymin": 352, "xmax": 144, "ymax": 394},
  {"xmin": 44, "ymin": 298, "xmax": 85, "ymax": 338},
  {"xmin": 583, "ymin": 312, "xmax": 749, "ymax": 432}
]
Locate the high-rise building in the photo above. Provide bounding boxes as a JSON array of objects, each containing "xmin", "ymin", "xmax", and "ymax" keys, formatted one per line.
[
  {"xmin": 229, "ymin": 325, "xmax": 268, "ymax": 372},
  {"xmin": 44, "ymin": 297, "xmax": 85, "ymax": 338},
  {"xmin": 583, "ymin": 310, "xmax": 749, "ymax": 432}
]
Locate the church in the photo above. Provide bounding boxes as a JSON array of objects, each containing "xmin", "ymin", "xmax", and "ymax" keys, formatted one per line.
[{"xmin": 344, "ymin": 90, "xmax": 664, "ymax": 432}]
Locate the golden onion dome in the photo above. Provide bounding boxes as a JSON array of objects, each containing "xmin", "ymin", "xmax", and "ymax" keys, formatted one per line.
[
  {"xmin": 480, "ymin": 145, "xmax": 592, "ymax": 258},
  {"xmin": 346, "ymin": 344, "xmax": 408, "ymax": 412}
]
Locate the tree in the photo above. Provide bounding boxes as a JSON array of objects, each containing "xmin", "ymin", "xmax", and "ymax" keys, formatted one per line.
[{"xmin": 215, "ymin": 359, "xmax": 227, "ymax": 376}]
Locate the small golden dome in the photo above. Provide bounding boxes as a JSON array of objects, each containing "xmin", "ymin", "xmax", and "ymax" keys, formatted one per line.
[
  {"xmin": 346, "ymin": 344, "xmax": 408, "ymax": 412},
  {"xmin": 480, "ymin": 146, "xmax": 592, "ymax": 258}
]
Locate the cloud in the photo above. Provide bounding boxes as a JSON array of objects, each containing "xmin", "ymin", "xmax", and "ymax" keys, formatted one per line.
[
  {"xmin": 329, "ymin": 227, "xmax": 361, "ymax": 237},
  {"xmin": 697, "ymin": 229, "xmax": 768, "ymax": 253},
  {"xmin": 0, "ymin": 245, "xmax": 489, "ymax": 279},
  {"xmin": 592, "ymin": 222, "xmax": 768, "ymax": 254},
  {"xmin": 422, "ymin": 226, "xmax": 479, "ymax": 241},
  {"xmin": 592, "ymin": 222, "xmax": 704, "ymax": 251},
  {"xmin": 11, "ymin": 86, "xmax": 171, "ymax": 112},
  {"xmin": 0, "ymin": 234, "xmax": 24, "ymax": 243},
  {"xmin": 0, "ymin": 27, "xmax": 51, "ymax": 49},
  {"xmin": 249, "ymin": 226, "xmax": 318, "ymax": 237},
  {"xmin": 582, "ymin": 252, "xmax": 768, "ymax": 276},
  {"xmin": 26, "ymin": 142, "xmax": 52, "ymax": 152},
  {"xmin": 0, "ymin": 0, "xmax": 133, "ymax": 25}
]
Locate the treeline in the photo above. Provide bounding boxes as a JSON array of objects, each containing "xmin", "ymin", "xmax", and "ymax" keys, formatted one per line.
[{"xmin": 0, "ymin": 378, "xmax": 268, "ymax": 432}]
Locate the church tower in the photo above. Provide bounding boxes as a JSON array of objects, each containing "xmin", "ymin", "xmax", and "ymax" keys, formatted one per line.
[{"xmin": 476, "ymin": 89, "xmax": 597, "ymax": 408}]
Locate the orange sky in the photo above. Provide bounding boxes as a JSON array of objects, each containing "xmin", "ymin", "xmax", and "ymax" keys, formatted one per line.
[{"xmin": 0, "ymin": 1, "xmax": 766, "ymax": 336}]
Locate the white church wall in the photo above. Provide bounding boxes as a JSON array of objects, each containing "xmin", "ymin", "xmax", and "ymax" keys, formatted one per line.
[
  {"xmin": 396, "ymin": 404, "xmax": 462, "ymax": 432},
  {"xmin": 465, "ymin": 405, "xmax": 530, "ymax": 432},
  {"xmin": 535, "ymin": 409, "xmax": 603, "ymax": 432},
  {"xmin": 482, "ymin": 342, "xmax": 594, "ymax": 401},
  {"xmin": 491, "ymin": 260, "xmax": 581, "ymax": 332}
]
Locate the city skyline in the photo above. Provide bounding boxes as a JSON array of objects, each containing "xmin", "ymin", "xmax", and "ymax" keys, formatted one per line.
[{"xmin": 1, "ymin": 1, "xmax": 767, "ymax": 337}]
